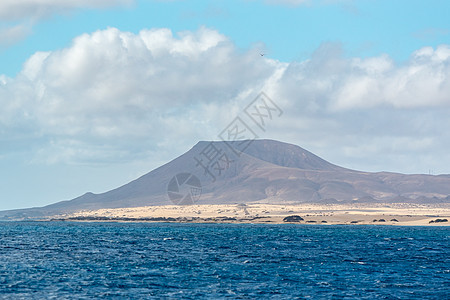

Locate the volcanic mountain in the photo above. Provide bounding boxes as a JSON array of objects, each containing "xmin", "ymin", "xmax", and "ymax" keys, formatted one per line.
[{"xmin": 1, "ymin": 139, "xmax": 450, "ymax": 219}]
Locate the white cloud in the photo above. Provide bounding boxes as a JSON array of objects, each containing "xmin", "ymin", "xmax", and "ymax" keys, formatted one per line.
[
  {"xmin": 1, "ymin": 27, "xmax": 450, "ymax": 175},
  {"xmin": 268, "ymin": 42, "xmax": 450, "ymax": 173},
  {"xmin": 0, "ymin": 27, "xmax": 281, "ymax": 164},
  {"xmin": 273, "ymin": 42, "xmax": 450, "ymax": 111},
  {"xmin": 332, "ymin": 45, "xmax": 450, "ymax": 109}
]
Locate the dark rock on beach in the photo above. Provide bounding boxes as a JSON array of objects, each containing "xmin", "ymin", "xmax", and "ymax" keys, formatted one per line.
[
  {"xmin": 283, "ymin": 215, "xmax": 304, "ymax": 222},
  {"xmin": 429, "ymin": 218, "xmax": 448, "ymax": 223}
]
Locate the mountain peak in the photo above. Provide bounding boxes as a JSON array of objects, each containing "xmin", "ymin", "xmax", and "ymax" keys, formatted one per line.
[{"xmin": 193, "ymin": 139, "xmax": 346, "ymax": 171}]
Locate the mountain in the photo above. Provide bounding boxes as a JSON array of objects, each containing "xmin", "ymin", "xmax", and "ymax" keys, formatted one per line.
[{"xmin": 1, "ymin": 139, "xmax": 450, "ymax": 219}]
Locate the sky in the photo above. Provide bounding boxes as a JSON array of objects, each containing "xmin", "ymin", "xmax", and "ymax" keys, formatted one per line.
[{"xmin": 0, "ymin": 0, "xmax": 450, "ymax": 211}]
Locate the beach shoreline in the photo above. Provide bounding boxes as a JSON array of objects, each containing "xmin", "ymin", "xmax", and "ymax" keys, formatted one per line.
[{"xmin": 48, "ymin": 203, "xmax": 450, "ymax": 226}]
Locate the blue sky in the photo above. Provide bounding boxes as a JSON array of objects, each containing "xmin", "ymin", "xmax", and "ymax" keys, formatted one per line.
[
  {"xmin": 2, "ymin": 0, "xmax": 449, "ymax": 76},
  {"xmin": 1, "ymin": 0, "xmax": 450, "ymax": 210}
]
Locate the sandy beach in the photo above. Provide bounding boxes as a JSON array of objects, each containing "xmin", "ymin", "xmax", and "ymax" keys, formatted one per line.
[{"xmin": 52, "ymin": 203, "xmax": 450, "ymax": 226}]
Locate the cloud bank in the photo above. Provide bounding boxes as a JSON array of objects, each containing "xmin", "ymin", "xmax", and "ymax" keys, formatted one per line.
[{"xmin": 1, "ymin": 27, "xmax": 450, "ymax": 173}]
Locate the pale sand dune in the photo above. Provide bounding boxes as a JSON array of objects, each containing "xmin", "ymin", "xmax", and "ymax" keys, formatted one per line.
[{"xmin": 54, "ymin": 203, "xmax": 450, "ymax": 226}]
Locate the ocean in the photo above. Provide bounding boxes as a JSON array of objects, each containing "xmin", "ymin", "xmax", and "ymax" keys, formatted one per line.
[{"xmin": 0, "ymin": 222, "xmax": 448, "ymax": 299}]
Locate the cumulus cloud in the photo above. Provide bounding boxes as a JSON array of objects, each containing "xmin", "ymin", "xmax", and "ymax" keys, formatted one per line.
[
  {"xmin": 274, "ymin": 42, "xmax": 450, "ymax": 111},
  {"xmin": 1, "ymin": 27, "xmax": 450, "ymax": 174},
  {"xmin": 270, "ymin": 42, "xmax": 450, "ymax": 172},
  {"xmin": 0, "ymin": 27, "xmax": 281, "ymax": 164}
]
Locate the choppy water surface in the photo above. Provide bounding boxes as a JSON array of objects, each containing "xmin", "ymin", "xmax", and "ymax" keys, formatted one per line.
[{"xmin": 0, "ymin": 222, "xmax": 448, "ymax": 299}]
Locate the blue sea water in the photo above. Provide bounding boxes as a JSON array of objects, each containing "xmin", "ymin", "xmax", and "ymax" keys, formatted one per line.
[{"xmin": 0, "ymin": 222, "xmax": 448, "ymax": 299}]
